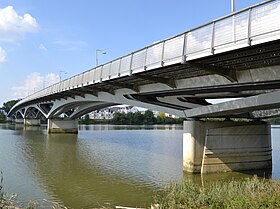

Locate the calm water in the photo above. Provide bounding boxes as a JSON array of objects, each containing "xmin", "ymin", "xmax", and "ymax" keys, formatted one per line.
[{"xmin": 0, "ymin": 123, "xmax": 280, "ymax": 208}]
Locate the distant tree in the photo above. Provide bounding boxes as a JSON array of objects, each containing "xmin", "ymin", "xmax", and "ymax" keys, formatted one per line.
[
  {"xmin": 158, "ymin": 112, "xmax": 166, "ymax": 119},
  {"xmin": 0, "ymin": 111, "xmax": 5, "ymax": 122},
  {"xmin": 143, "ymin": 110, "xmax": 156, "ymax": 125},
  {"xmin": 84, "ymin": 114, "xmax": 90, "ymax": 125},
  {"xmin": 2, "ymin": 99, "xmax": 20, "ymax": 114},
  {"xmin": 111, "ymin": 112, "xmax": 128, "ymax": 125},
  {"xmin": 133, "ymin": 112, "xmax": 144, "ymax": 125}
]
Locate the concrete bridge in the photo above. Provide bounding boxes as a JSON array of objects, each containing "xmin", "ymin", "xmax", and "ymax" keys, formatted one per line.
[{"xmin": 8, "ymin": 0, "xmax": 280, "ymax": 173}]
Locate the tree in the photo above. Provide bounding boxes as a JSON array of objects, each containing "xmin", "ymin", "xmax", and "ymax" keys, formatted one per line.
[
  {"xmin": 0, "ymin": 111, "xmax": 5, "ymax": 122},
  {"xmin": 84, "ymin": 114, "xmax": 90, "ymax": 125},
  {"xmin": 2, "ymin": 100, "xmax": 20, "ymax": 114},
  {"xmin": 143, "ymin": 110, "xmax": 156, "ymax": 125}
]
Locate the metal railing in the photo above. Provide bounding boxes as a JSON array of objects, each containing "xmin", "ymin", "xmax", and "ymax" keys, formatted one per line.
[{"xmin": 15, "ymin": 0, "xmax": 280, "ymax": 107}]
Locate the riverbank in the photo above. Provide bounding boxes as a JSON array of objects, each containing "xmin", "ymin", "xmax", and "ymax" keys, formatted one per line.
[
  {"xmin": 153, "ymin": 176, "xmax": 280, "ymax": 208},
  {"xmin": 2, "ymin": 176, "xmax": 280, "ymax": 208}
]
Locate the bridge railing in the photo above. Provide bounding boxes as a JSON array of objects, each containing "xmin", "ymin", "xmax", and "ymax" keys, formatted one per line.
[{"xmin": 14, "ymin": 0, "xmax": 280, "ymax": 108}]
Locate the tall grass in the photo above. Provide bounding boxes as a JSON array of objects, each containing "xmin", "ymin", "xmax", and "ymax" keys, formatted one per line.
[{"xmin": 154, "ymin": 176, "xmax": 280, "ymax": 209}]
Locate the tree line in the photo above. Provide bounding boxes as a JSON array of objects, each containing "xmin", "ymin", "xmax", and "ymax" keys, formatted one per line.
[
  {"xmin": 0, "ymin": 100, "xmax": 19, "ymax": 123},
  {"xmin": 80, "ymin": 110, "xmax": 184, "ymax": 125}
]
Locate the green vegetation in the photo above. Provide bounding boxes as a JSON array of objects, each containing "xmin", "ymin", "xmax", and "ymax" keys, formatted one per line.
[
  {"xmin": 0, "ymin": 112, "xmax": 5, "ymax": 123},
  {"xmin": 0, "ymin": 99, "xmax": 20, "ymax": 123},
  {"xmin": 267, "ymin": 117, "xmax": 280, "ymax": 125},
  {"xmin": 2, "ymin": 100, "xmax": 19, "ymax": 114},
  {"xmin": 153, "ymin": 176, "xmax": 280, "ymax": 209}
]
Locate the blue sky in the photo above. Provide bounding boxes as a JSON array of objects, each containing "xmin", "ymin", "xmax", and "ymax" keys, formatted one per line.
[{"xmin": 0, "ymin": 0, "xmax": 264, "ymax": 105}]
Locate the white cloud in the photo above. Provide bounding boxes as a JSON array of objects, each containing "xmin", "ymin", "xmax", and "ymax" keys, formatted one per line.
[
  {"xmin": 0, "ymin": 6, "xmax": 38, "ymax": 42},
  {"xmin": 39, "ymin": 43, "xmax": 47, "ymax": 51},
  {"xmin": 11, "ymin": 72, "xmax": 59, "ymax": 98},
  {"xmin": 0, "ymin": 46, "xmax": 7, "ymax": 63}
]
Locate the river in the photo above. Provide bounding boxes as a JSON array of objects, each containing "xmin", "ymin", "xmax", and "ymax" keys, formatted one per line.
[{"xmin": 0, "ymin": 123, "xmax": 279, "ymax": 208}]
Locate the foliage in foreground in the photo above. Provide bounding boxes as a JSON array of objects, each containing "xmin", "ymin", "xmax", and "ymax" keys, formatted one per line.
[{"xmin": 154, "ymin": 176, "xmax": 280, "ymax": 209}]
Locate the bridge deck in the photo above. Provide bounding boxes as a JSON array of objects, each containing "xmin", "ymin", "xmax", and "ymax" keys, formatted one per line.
[{"xmin": 8, "ymin": 0, "xmax": 280, "ymax": 118}]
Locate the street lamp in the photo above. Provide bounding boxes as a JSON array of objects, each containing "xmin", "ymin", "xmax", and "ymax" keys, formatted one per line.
[
  {"xmin": 96, "ymin": 49, "xmax": 106, "ymax": 67},
  {"xmin": 231, "ymin": 0, "xmax": 236, "ymax": 43},
  {"xmin": 59, "ymin": 70, "xmax": 67, "ymax": 81},
  {"xmin": 231, "ymin": 0, "xmax": 235, "ymax": 12}
]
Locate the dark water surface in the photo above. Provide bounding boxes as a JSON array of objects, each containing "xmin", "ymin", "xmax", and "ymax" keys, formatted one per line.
[{"xmin": 0, "ymin": 124, "xmax": 279, "ymax": 208}]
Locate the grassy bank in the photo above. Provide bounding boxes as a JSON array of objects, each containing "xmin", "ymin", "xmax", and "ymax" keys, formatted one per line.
[{"xmin": 153, "ymin": 176, "xmax": 280, "ymax": 209}]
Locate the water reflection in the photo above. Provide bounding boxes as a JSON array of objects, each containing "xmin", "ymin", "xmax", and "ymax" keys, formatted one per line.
[
  {"xmin": 79, "ymin": 124, "xmax": 183, "ymax": 131},
  {"xmin": 17, "ymin": 125, "xmax": 183, "ymax": 208}
]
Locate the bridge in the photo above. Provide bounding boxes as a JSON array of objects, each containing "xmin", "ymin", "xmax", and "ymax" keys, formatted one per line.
[{"xmin": 8, "ymin": 0, "xmax": 280, "ymax": 173}]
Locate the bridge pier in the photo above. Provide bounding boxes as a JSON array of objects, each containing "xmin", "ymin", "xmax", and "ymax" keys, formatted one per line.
[
  {"xmin": 183, "ymin": 120, "xmax": 272, "ymax": 173},
  {"xmin": 24, "ymin": 119, "xmax": 41, "ymax": 126},
  {"xmin": 14, "ymin": 118, "xmax": 24, "ymax": 124},
  {"xmin": 47, "ymin": 119, "xmax": 78, "ymax": 134}
]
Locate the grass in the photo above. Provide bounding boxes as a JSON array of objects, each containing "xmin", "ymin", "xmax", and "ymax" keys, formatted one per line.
[{"xmin": 153, "ymin": 176, "xmax": 280, "ymax": 209}]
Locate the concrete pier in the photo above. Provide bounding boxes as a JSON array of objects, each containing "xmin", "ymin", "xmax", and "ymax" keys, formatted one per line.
[
  {"xmin": 24, "ymin": 119, "xmax": 41, "ymax": 126},
  {"xmin": 183, "ymin": 121, "xmax": 272, "ymax": 173},
  {"xmin": 48, "ymin": 119, "xmax": 78, "ymax": 134},
  {"xmin": 15, "ymin": 118, "xmax": 24, "ymax": 124}
]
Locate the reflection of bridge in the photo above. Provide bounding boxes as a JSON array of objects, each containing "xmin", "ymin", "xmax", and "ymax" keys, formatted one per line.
[{"xmin": 8, "ymin": 0, "xmax": 280, "ymax": 173}]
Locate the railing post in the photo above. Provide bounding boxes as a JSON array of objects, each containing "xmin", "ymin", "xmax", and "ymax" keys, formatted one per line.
[
  {"xmin": 182, "ymin": 32, "xmax": 188, "ymax": 63},
  {"xmin": 129, "ymin": 53, "xmax": 134, "ymax": 76},
  {"xmin": 144, "ymin": 47, "xmax": 148, "ymax": 70},
  {"xmin": 247, "ymin": 8, "xmax": 252, "ymax": 46},
  {"xmin": 161, "ymin": 41, "xmax": 165, "ymax": 66},
  {"xmin": 118, "ymin": 59, "xmax": 121, "ymax": 77},
  {"xmin": 211, "ymin": 22, "xmax": 216, "ymax": 54},
  {"xmin": 108, "ymin": 61, "xmax": 112, "ymax": 79},
  {"xmin": 100, "ymin": 65, "xmax": 104, "ymax": 82}
]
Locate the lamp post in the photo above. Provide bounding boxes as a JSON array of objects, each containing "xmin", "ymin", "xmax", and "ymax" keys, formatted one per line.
[
  {"xmin": 96, "ymin": 49, "xmax": 106, "ymax": 67},
  {"xmin": 231, "ymin": 0, "xmax": 236, "ymax": 43},
  {"xmin": 231, "ymin": 0, "xmax": 235, "ymax": 12},
  {"xmin": 59, "ymin": 70, "xmax": 67, "ymax": 81}
]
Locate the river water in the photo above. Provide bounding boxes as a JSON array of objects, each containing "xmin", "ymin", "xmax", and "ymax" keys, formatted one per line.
[{"xmin": 0, "ymin": 123, "xmax": 279, "ymax": 208}]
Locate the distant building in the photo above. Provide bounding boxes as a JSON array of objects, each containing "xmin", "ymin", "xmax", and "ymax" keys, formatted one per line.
[
  {"xmin": 84, "ymin": 106, "xmax": 140, "ymax": 119},
  {"xmin": 82, "ymin": 105, "xmax": 178, "ymax": 119}
]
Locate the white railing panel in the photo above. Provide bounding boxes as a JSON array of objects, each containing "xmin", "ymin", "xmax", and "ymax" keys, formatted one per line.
[
  {"xmin": 119, "ymin": 55, "xmax": 131, "ymax": 76},
  {"xmin": 69, "ymin": 77, "xmax": 75, "ymax": 89},
  {"xmin": 214, "ymin": 16, "xmax": 234, "ymax": 47},
  {"xmin": 94, "ymin": 67, "xmax": 102, "ymax": 83},
  {"xmin": 82, "ymin": 71, "xmax": 90, "ymax": 86},
  {"xmin": 251, "ymin": 1, "xmax": 280, "ymax": 41},
  {"xmin": 146, "ymin": 42, "xmax": 163, "ymax": 69},
  {"xmin": 77, "ymin": 74, "xmax": 83, "ymax": 87},
  {"xmin": 186, "ymin": 24, "xmax": 213, "ymax": 56},
  {"xmin": 163, "ymin": 34, "xmax": 184, "ymax": 65},
  {"xmin": 65, "ymin": 79, "xmax": 70, "ymax": 90},
  {"xmin": 102, "ymin": 63, "xmax": 111, "ymax": 81},
  {"xmin": 214, "ymin": 11, "xmax": 248, "ymax": 52},
  {"xmin": 235, "ymin": 11, "xmax": 249, "ymax": 42},
  {"xmin": 88, "ymin": 69, "xmax": 95, "ymax": 85},
  {"xmin": 131, "ymin": 49, "xmax": 146, "ymax": 73},
  {"xmin": 111, "ymin": 60, "xmax": 120, "ymax": 79}
]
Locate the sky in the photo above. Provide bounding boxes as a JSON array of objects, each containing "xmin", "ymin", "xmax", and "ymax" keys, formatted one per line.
[{"xmin": 0, "ymin": 0, "xmax": 265, "ymax": 105}]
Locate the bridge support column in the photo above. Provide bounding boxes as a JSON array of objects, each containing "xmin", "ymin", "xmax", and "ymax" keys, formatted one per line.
[
  {"xmin": 24, "ymin": 119, "xmax": 41, "ymax": 126},
  {"xmin": 15, "ymin": 118, "xmax": 24, "ymax": 124},
  {"xmin": 48, "ymin": 119, "xmax": 78, "ymax": 134},
  {"xmin": 183, "ymin": 120, "xmax": 272, "ymax": 173}
]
